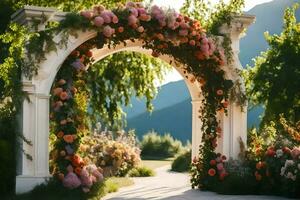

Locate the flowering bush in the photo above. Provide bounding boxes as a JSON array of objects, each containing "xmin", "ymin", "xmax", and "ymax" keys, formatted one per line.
[{"xmin": 81, "ymin": 130, "xmax": 141, "ymax": 177}]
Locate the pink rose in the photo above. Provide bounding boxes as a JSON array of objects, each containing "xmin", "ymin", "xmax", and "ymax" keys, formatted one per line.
[
  {"xmin": 128, "ymin": 15, "xmax": 138, "ymax": 26},
  {"xmin": 102, "ymin": 25, "xmax": 115, "ymax": 37},
  {"xmin": 179, "ymin": 29, "xmax": 188, "ymax": 36},
  {"xmin": 94, "ymin": 16, "xmax": 104, "ymax": 27},
  {"xmin": 112, "ymin": 15, "xmax": 119, "ymax": 24},
  {"xmin": 129, "ymin": 8, "xmax": 138, "ymax": 17},
  {"xmin": 217, "ymin": 163, "xmax": 224, "ymax": 171},
  {"xmin": 63, "ymin": 172, "xmax": 81, "ymax": 189},
  {"xmin": 100, "ymin": 11, "xmax": 111, "ymax": 23},
  {"xmin": 291, "ymin": 147, "xmax": 300, "ymax": 159},
  {"xmin": 81, "ymin": 11, "xmax": 93, "ymax": 20},
  {"xmin": 202, "ymin": 37, "xmax": 209, "ymax": 44}
]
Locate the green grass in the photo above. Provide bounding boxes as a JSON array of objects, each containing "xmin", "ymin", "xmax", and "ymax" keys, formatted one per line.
[{"xmin": 128, "ymin": 166, "xmax": 155, "ymax": 177}]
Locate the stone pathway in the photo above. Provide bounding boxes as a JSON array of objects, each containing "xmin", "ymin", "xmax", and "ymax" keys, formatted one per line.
[{"xmin": 103, "ymin": 165, "xmax": 290, "ymax": 200}]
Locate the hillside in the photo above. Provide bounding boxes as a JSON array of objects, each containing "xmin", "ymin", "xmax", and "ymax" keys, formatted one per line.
[{"xmin": 126, "ymin": 98, "xmax": 192, "ymax": 142}]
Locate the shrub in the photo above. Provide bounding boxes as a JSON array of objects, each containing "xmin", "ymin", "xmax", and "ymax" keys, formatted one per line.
[
  {"xmin": 140, "ymin": 131, "xmax": 183, "ymax": 158},
  {"xmin": 171, "ymin": 149, "xmax": 191, "ymax": 172},
  {"xmin": 80, "ymin": 130, "xmax": 141, "ymax": 177},
  {"xmin": 128, "ymin": 166, "xmax": 155, "ymax": 177}
]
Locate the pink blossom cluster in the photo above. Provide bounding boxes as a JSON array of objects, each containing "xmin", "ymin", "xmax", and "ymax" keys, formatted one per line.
[{"xmin": 62, "ymin": 164, "xmax": 104, "ymax": 192}]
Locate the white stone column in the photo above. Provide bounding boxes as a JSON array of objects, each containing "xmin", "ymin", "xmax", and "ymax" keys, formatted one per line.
[
  {"xmin": 191, "ymin": 100, "xmax": 203, "ymax": 159},
  {"xmin": 16, "ymin": 81, "xmax": 51, "ymax": 194}
]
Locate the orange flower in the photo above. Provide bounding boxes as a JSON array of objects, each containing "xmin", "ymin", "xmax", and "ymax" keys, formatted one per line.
[
  {"xmin": 60, "ymin": 91, "xmax": 68, "ymax": 101},
  {"xmin": 52, "ymin": 87, "xmax": 63, "ymax": 96},
  {"xmin": 57, "ymin": 131, "xmax": 64, "ymax": 138},
  {"xmin": 86, "ymin": 50, "xmax": 93, "ymax": 57},
  {"xmin": 58, "ymin": 79, "xmax": 66, "ymax": 85},
  {"xmin": 216, "ymin": 89, "xmax": 223, "ymax": 96},
  {"xmin": 209, "ymin": 160, "xmax": 217, "ymax": 166},
  {"xmin": 156, "ymin": 33, "xmax": 164, "ymax": 40},
  {"xmin": 208, "ymin": 168, "xmax": 216, "ymax": 176},
  {"xmin": 255, "ymin": 171, "xmax": 262, "ymax": 181},
  {"xmin": 195, "ymin": 51, "xmax": 205, "ymax": 60},
  {"xmin": 75, "ymin": 167, "xmax": 82, "ymax": 175},
  {"xmin": 222, "ymin": 100, "xmax": 229, "ymax": 108},
  {"xmin": 72, "ymin": 154, "xmax": 83, "ymax": 167},
  {"xmin": 256, "ymin": 161, "xmax": 262, "ymax": 170},
  {"xmin": 117, "ymin": 26, "xmax": 124, "ymax": 33},
  {"xmin": 58, "ymin": 173, "xmax": 64, "ymax": 181},
  {"xmin": 63, "ymin": 134, "xmax": 74, "ymax": 143}
]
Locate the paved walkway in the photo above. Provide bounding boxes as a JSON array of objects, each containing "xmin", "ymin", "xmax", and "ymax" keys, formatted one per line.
[{"xmin": 103, "ymin": 165, "xmax": 290, "ymax": 200}]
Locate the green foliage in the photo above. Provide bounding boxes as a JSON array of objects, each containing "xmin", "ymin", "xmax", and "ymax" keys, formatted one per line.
[
  {"xmin": 87, "ymin": 52, "xmax": 170, "ymax": 127},
  {"xmin": 128, "ymin": 166, "xmax": 155, "ymax": 177},
  {"xmin": 171, "ymin": 149, "xmax": 191, "ymax": 172},
  {"xmin": 140, "ymin": 131, "xmax": 183, "ymax": 158},
  {"xmin": 244, "ymin": 4, "xmax": 300, "ymax": 125}
]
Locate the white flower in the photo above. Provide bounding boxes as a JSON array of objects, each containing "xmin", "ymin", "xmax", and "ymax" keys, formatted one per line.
[
  {"xmin": 276, "ymin": 149, "xmax": 283, "ymax": 158},
  {"xmin": 285, "ymin": 160, "xmax": 294, "ymax": 167}
]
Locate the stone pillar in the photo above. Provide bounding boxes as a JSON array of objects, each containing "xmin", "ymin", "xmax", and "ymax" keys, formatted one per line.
[
  {"xmin": 16, "ymin": 81, "xmax": 51, "ymax": 194},
  {"xmin": 191, "ymin": 100, "xmax": 203, "ymax": 159}
]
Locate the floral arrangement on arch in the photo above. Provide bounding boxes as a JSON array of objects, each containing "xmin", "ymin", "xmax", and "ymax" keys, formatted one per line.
[{"xmin": 50, "ymin": 1, "xmax": 234, "ymax": 192}]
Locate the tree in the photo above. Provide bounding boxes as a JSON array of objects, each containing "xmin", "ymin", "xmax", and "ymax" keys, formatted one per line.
[{"xmin": 244, "ymin": 4, "xmax": 300, "ymax": 125}]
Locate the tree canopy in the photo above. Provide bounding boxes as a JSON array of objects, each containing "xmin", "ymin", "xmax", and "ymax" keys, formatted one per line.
[{"xmin": 244, "ymin": 4, "xmax": 300, "ymax": 125}]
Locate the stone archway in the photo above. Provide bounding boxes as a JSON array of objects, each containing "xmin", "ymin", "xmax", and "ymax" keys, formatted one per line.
[{"xmin": 13, "ymin": 5, "xmax": 255, "ymax": 193}]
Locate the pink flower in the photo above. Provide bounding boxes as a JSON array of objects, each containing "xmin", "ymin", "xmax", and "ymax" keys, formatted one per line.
[
  {"xmin": 137, "ymin": 8, "xmax": 146, "ymax": 15},
  {"xmin": 112, "ymin": 15, "xmax": 119, "ymax": 24},
  {"xmin": 179, "ymin": 29, "xmax": 188, "ymax": 36},
  {"xmin": 217, "ymin": 163, "xmax": 224, "ymax": 171},
  {"xmin": 63, "ymin": 172, "xmax": 81, "ymax": 189},
  {"xmin": 129, "ymin": 8, "xmax": 138, "ymax": 17},
  {"xmin": 128, "ymin": 15, "xmax": 138, "ymax": 26},
  {"xmin": 100, "ymin": 11, "xmax": 112, "ymax": 23},
  {"xmin": 126, "ymin": 2, "xmax": 136, "ymax": 8},
  {"xmin": 139, "ymin": 14, "xmax": 151, "ymax": 21},
  {"xmin": 81, "ymin": 11, "xmax": 93, "ymax": 19},
  {"xmin": 291, "ymin": 147, "xmax": 300, "ymax": 159},
  {"xmin": 94, "ymin": 16, "xmax": 104, "ymax": 27},
  {"xmin": 180, "ymin": 22, "xmax": 190, "ymax": 29},
  {"xmin": 189, "ymin": 40, "xmax": 196, "ymax": 46},
  {"xmin": 102, "ymin": 25, "xmax": 115, "ymax": 37},
  {"xmin": 202, "ymin": 37, "xmax": 209, "ymax": 44}
]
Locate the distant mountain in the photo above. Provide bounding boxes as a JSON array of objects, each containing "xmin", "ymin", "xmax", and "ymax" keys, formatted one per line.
[
  {"xmin": 126, "ymin": 98, "xmax": 192, "ymax": 142},
  {"xmin": 240, "ymin": 0, "xmax": 300, "ymax": 66},
  {"xmin": 125, "ymin": 0, "xmax": 300, "ymax": 141},
  {"xmin": 123, "ymin": 80, "xmax": 190, "ymax": 119}
]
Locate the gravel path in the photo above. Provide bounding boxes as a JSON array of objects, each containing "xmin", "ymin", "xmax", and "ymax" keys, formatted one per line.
[{"xmin": 103, "ymin": 165, "xmax": 290, "ymax": 200}]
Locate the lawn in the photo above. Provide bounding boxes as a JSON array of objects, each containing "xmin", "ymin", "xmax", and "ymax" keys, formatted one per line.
[{"xmin": 141, "ymin": 158, "xmax": 174, "ymax": 170}]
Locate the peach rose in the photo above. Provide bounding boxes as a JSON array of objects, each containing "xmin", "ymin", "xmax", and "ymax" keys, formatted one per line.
[
  {"xmin": 60, "ymin": 91, "xmax": 69, "ymax": 101},
  {"xmin": 52, "ymin": 87, "xmax": 63, "ymax": 96},
  {"xmin": 58, "ymin": 79, "xmax": 66, "ymax": 85},
  {"xmin": 63, "ymin": 134, "xmax": 74, "ymax": 143}
]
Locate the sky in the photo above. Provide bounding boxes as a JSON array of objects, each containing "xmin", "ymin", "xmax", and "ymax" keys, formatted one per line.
[{"xmin": 152, "ymin": 0, "xmax": 273, "ymax": 85}]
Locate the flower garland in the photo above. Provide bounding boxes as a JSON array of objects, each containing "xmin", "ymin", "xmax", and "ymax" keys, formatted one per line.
[{"xmin": 48, "ymin": 2, "xmax": 234, "ymax": 192}]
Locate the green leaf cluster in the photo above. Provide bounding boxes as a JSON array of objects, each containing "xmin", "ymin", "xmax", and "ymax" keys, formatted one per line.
[{"xmin": 244, "ymin": 4, "xmax": 300, "ymax": 125}]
